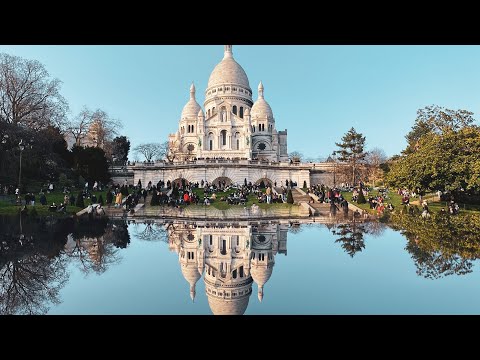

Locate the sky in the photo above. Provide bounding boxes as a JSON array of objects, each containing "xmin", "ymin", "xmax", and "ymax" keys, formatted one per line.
[{"xmin": 1, "ymin": 45, "xmax": 479, "ymax": 159}]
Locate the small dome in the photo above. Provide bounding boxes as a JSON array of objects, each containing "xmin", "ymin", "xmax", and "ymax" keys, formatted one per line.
[
  {"xmin": 181, "ymin": 264, "xmax": 202, "ymax": 286},
  {"xmin": 251, "ymin": 81, "xmax": 273, "ymax": 119},
  {"xmin": 250, "ymin": 264, "xmax": 273, "ymax": 287},
  {"xmin": 181, "ymin": 83, "xmax": 201, "ymax": 119},
  {"xmin": 207, "ymin": 46, "xmax": 250, "ymax": 90},
  {"xmin": 244, "ymin": 107, "xmax": 250, "ymax": 116},
  {"xmin": 198, "ymin": 108, "xmax": 204, "ymax": 117}
]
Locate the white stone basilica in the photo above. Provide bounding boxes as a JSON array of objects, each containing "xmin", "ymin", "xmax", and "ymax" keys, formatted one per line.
[
  {"xmin": 169, "ymin": 45, "xmax": 288, "ymax": 162},
  {"xmin": 121, "ymin": 45, "xmax": 335, "ymax": 189}
]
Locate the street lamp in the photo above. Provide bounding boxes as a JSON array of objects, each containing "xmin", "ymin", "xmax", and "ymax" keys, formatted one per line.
[
  {"xmin": 331, "ymin": 151, "xmax": 337, "ymax": 188},
  {"xmin": 18, "ymin": 139, "xmax": 25, "ymax": 193}
]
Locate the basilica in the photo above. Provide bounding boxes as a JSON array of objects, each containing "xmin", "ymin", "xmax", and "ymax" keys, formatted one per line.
[
  {"xmin": 169, "ymin": 45, "xmax": 288, "ymax": 162},
  {"xmin": 122, "ymin": 45, "xmax": 333, "ymax": 189}
]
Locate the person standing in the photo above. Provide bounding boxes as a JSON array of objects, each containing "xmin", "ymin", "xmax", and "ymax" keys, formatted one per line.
[{"xmin": 265, "ymin": 186, "xmax": 272, "ymax": 204}]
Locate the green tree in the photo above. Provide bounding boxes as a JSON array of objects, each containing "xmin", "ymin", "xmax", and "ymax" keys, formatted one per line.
[
  {"xmin": 405, "ymin": 105, "xmax": 475, "ymax": 154},
  {"xmin": 71, "ymin": 145, "xmax": 110, "ymax": 184},
  {"xmin": 386, "ymin": 126, "xmax": 480, "ymax": 197},
  {"xmin": 357, "ymin": 190, "xmax": 366, "ymax": 204},
  {"xmin": 110, "ymin": 136, "xmax": 130, "ymax": 164},
  {"xmin": 335, "ymin": 127, "xmax": 366, "ymax": 186}
]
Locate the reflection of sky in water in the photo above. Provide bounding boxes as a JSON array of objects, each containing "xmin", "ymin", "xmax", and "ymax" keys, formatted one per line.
[{"xmin": 40, "ymin": 220, "xmax": 480, "ymax": 315}]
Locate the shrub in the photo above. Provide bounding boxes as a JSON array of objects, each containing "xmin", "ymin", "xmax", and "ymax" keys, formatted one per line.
[
  {"xmin": 357, "ymin": 190, "xmax": 366, "ymax": 204},
  {"xmin": 287, "ymin": 189, "xmax": 294, "ymax": 204},
  {"xmin": 98, "ymin": 195, "xmax": 104, "ymax": 206},
  {"xmin": 76, "ymin": 192, "xmax": 85, "ymax": 208}
]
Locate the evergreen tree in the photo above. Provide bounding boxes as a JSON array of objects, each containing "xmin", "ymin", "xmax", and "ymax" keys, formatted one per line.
[
  {"xmin": 335, "ymin": 127, "xmax": 366, "ymax": 186},
  {"xmin": 287, "ymin": 189, "xmax": 294, "ymax": 204},
  {"xmin": 106, "ymin": 191, "xmax": 113, "ymax": 205},
  {"xmin": 357, "ymin": 190, "xmax": 366, "ymax": 204},
  {"xmin": 150, "ymin": 190, "xmax": 159, "ymax": 206},
  {"xmin": 76, "ymin": 192, "xmax": 85, "ymax": 208}
]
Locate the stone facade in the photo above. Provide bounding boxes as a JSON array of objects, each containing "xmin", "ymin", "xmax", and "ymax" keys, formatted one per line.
[
  {"xmin": 128, "ymin": 45, "xmax": 335, "ymax": 188},
  {"xmin": 168, "ymin": 45, "xmax": 288, "ymax": 163}
]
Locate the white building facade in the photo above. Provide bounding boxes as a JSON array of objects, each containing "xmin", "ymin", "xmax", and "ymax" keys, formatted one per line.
[
  {"xmin": 125, "ymin": 46, "xmax": 334, "ymax": 188},
  {"xmin": 169, "ymin": 45, "xmax": 288, "ymax": 163}
]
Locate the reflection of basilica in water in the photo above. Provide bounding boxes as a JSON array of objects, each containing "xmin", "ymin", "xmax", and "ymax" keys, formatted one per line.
[{"xmin": 166, "ymin": 222, "xmax": 287, "ymax": 315}]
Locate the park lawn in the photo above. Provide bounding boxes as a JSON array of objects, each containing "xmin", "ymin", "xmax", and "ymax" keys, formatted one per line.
[
  {"xmin": 0, "ymin": 190, "xmax": 109, "ymax": 216},
  {"xmin": 181, "ymin": 187, "xmax": 290, "ymax": 211}
]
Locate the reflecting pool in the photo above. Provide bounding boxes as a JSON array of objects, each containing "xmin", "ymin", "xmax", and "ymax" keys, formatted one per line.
[{"xmin": 2, "ymin": 213, "xmax": 480, "ymax": 315}]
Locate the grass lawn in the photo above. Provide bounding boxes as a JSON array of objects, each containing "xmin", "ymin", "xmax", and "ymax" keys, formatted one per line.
[
  {"xmin": 0, "ymin": 190, "xmax": 109, "ymax": 216},
  {"xmin": 341, "ymin": 190, "xmax": 480, "ymax": 215},
  {"xmin": 181, "ymin": 187, "xmax": 290, "ymax": 211}
]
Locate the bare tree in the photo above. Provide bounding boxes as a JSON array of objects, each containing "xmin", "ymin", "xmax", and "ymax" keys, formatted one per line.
[
  {"xmin": 365, "ymin": 147, "xmax": 387, "ymax": 187},
  {"xmin": 66, "ymin": 107, "xmax": 122, "ymax": 149},
  {"xmin": 67, "ymin": 107, "xmax": 92, "ymax": 147},
  {"xmin": 133, "ymin": 143, "xmax": 163, "ymax": 162},
  {"xmin": 0, "ymin": 53, "xmax": 69, "ymax": 131},
  {"xmin": 288, "ymin": 151, "xmax": 304, "ymax": 163},
  {"xmin": 87, "ymin": 109, "xmax": 122, "ymax": 148}
]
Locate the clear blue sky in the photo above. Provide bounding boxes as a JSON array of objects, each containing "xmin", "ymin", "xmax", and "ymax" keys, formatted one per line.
[{"xmin": 1, "ymin": 45, "xmax": 479, "ymax": 159}]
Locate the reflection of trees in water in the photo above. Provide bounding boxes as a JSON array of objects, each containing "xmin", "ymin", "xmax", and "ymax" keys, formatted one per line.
[
  {"xmin": 0, "ymin": 216, "xmax": 71, "ymax": 315},
  {"xmin": 332, "ymin": 220, "xmax": 386, "ymax": 257},
  {"xmin": 387, "ymin": 212, "xmax": 480, "ymax": 279},
  {"xmin": 0, "ymin": 254, "xmax": 68, "ymax": 315},
  {"xmin": 333, "ymin": 220, "xmax": 366, "ymax": 257},
  {"xmin": 65, "ymin": 218, "xmax": 126, "ymax": 275},
  {"xmin": 132, "ymin": 222, "xmax": 168, "ymax": 243}
]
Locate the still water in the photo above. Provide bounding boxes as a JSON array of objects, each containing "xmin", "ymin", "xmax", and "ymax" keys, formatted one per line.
[{"xmin": 1, "ymin": 214, "xmax": 480, "ymax": 315}]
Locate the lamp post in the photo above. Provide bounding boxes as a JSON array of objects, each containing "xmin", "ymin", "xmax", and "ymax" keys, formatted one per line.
[
  {"xmin": 18, "ymin": 139, "xmax": 25, "ymax": 193},
  {"xmin": 331, "ymin": 151, "xmax": 337, "ymax": 188}
]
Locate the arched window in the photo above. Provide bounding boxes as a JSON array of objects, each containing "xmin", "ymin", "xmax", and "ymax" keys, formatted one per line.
[
  {"xmin": 235, "ymin": 132, "xmax": 240, "ymax": 150},
  {"xmin": 208, "ymin": 132, "xmax": 214, "ymax": 150},
  {"xmin": 209, "ymin": 235, "xmax": 213, "ymax": 245},
  {"xmin": 252, "ymin": 125, "xmax": 255, "ymax": 133},
  {"xmin": 212, "ymin": 107, "xmax": 215, "ymax": 114},
  {"xmin": 239, "ymin": 107, "xmax": 244, "ymax": 118},
  {"xmin": 221, "ymin": 130, "xmax": 227, "ymax": 146},
  {"xmin": 208, "ymin": 109, "xmax": 211, "ymax": 117},
  {"xmin": 239, "ymin": 266, "xmax": 244, "ymax": 278},
  {"xmin": 192, "ymin": 125, "xmax": 194, "ymax": 133},
  {"xmin": 233, "ymin": 105, "xmax": 237, "ymax": 115}
]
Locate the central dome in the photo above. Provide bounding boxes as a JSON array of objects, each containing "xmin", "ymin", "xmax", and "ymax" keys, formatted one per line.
[{"xmin": 207, "ymin": 45, "xmax": 251, "ymax": 89}]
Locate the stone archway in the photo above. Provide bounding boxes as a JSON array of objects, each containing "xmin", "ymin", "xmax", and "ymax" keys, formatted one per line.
[
  {"xmin": 212, "ymin": 177, "xmax": 232, "ymax": 190},
  {"xmin": 172, "ymin": 178, "xmax": 190, "ymax": 189},
  {"xmin": 254, "ymin": 177, "xmax": 273, "ymax": 189}
]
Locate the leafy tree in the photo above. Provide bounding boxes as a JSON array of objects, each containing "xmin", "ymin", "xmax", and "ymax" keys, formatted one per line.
[
  {"xmin": 98, "ymin": 195, "xmax": 104, "ymax": 206},
  {"xmin": 335, "ymin": 127, "xmax": 366, "ymax": 186},
  {"xmin": 71, "ymin": 145, "xmax": 110, "ymax": 184},
  {"xmin": 386, "ymin": 126, "xmax": 480, "ymax": 197},
  {"xmin": 286, "ymin": 189, "xmax": 294, "ymax": 204},
  {"xmin": 405, "ymin": 105, "xmax": 475, "ymax": 154},
  {"xmin": 110, "ymin": 136, "xmax": 130, "ymax": 164}
]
